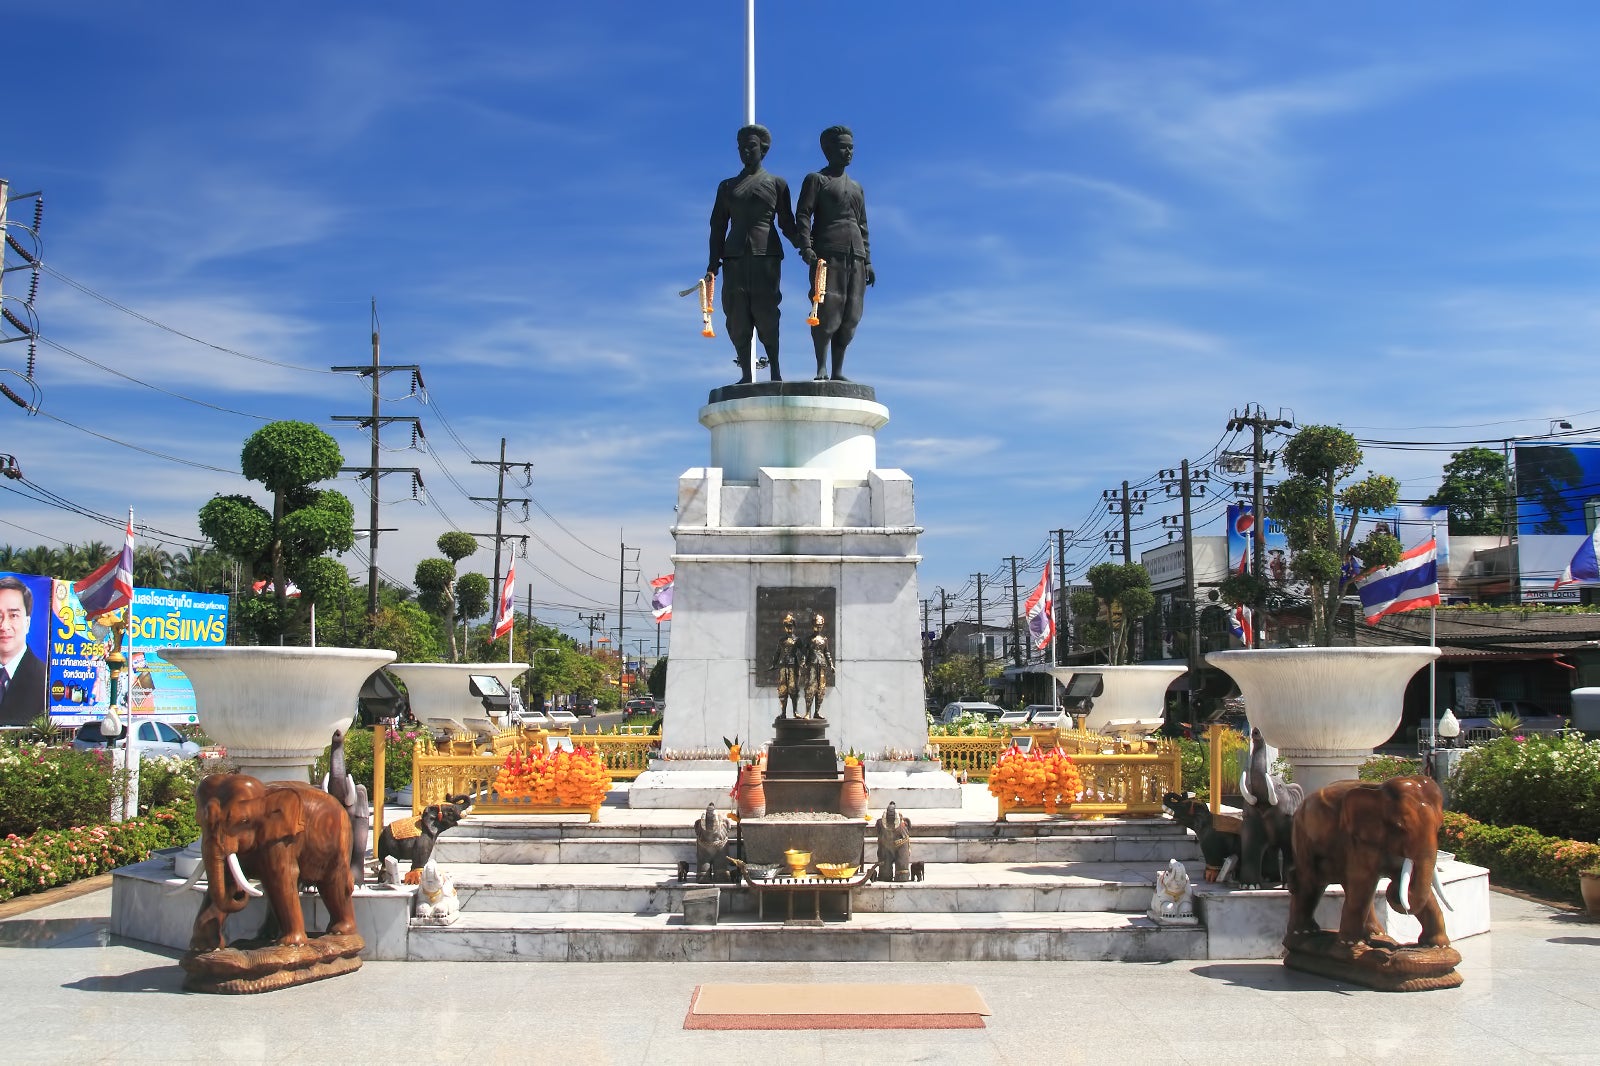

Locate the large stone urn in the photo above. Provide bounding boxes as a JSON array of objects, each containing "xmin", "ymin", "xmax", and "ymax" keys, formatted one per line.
[
  {"xmin": 162, "ymin": 646, "xmax": 396, "ymax": 782},
  {"xmin": 386, "ymin": 663, "xmax": 528, "ymax": 731},
  {"xmin": 1044, "ymin": 664, "xmax": 1186, "ymax": 735},
  {"xmin": 1205, "ymin": 647, "xmax": 1439, "ymax": 793}
]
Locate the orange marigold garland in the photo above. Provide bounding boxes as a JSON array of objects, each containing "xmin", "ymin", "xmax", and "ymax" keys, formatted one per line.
[
  {"xmin": 699, "ymin": 275, "xmax": 716, "ymax": 337},
  {"xmin": 494, "ymin": 745, "xmax": 613, "ymax": 808},
  {"xmin": 806, "ymin": 258, "xmax": 828, "ymax": 326},
  {"xmin": 986, "ymin": 746, "xmax": 1083, "ymax": 814}
]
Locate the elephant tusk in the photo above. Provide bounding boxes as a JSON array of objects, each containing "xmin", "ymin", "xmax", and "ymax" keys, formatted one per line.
[
  {"xmin": 1397, "ymin": 858, "xmax": 1414, "ymax": 914},
  {"xmin": 1434, "ymin": 866, "xmax": 1454, "ymax": 912},
  {"xmin": 166, "ymin": 860, "xmax": 206, "ymax": 896},
  {"xmin": 1239, "ymin": 771, "xmax": 1255, "ymax": 806},
  {"xmin": 227, "ymin": 852, "xmax": 265, "ymax": 898}
]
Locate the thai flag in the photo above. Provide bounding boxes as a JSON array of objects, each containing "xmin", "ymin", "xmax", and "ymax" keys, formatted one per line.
[
  {"xmin": 75, "ymin": 519, "xmax": 135, "ymax": 619},
  {"xmin": 650, "ymin": 574, "xmax": 674, "ymax": 623},
  {"xmin": 1355, "ymin": 538, "xmax": 1440, "ymax": 624},
  {"xmin": 251, "ymin": 579, "xmax": 301, "ymax": 597},
  {"xmin": 1023, "ymin": 560, "xmax": 1054, "ymax": 651},
  {"xmin": 1554, "ymin": 527, "xmax": 1600, "ymax": 590},
  {"xmin": 1229, "ymin": 604, "xmax": 1254, "ymax": 645},
  {"xmin": 493, "ymin": 557, "xmax": 516, "ymax": 639}
]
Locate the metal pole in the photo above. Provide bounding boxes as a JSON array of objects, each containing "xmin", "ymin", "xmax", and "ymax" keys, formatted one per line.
[
  {"xmin": 1006, "ymin": 556, "xmax": 1023, "ymax": 667},
  {"xmin": 1429, "ymin": 521, "xmax": 1439, "ymax": 754},
  {"xmin": 489, "ymin": 438, "xmax": 507, "ymax": 656},
  {"xmin": 367, "ymin": 305, "xmax": 381, "ymax": 625},
  {"xmin": 744, "ymin": 0, "xmax": 756, "ymax": 125}
]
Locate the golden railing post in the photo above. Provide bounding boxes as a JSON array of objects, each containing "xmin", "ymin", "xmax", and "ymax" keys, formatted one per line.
[
  {"xmin": 1207, "ymin": 722, "xmax": 1224, "ymax": 815},
  {"xmin": 372, "ymin": 724, "xmax": 386, "ymax": 841}
]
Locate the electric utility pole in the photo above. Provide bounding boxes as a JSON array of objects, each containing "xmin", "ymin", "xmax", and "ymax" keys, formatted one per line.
[
  {"xmin": 1226, "ymin": 405, "xmax": 1292, "ymax": 647},
  {"xmin": 470, "ymin": 436, "xmax": 533, "ymax": 635},
  {"xmin": 1101, "ymin": 482, "xmax": 1147, "ymax": 562},
  {"xmin": 332, "ymin": 301, "xmax": 422, "ymax": 627},
  {"xmin": 1006, "ymin": 556, "xmax": 1024, "ymax": 666},
  {"xmin": 1, "ymin": 180, "xmax": 44, "ymax": 397},
  {"xmin": 1160, "ymin": 461, "xmax": 1208, "ymax": 728},
  {"xmin": 1050, "ymin": 529, "xmax": 1072, "ymax": 663},
  {"xmin": 580, "ymin": 612, "xmax": 606, "ymax": 652},
  {"xmin": 618, "ymin": 538, "xmax": 639, "ymax": 688},
  {"xmin": 972, "ymin": 572, "xmax": 987, "ymax": 677}
]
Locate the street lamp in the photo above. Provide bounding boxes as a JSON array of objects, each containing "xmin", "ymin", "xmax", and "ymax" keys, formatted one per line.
[{"xmin": 1437, "ymin": 707, "xmax": 1460, "ymax": 749}]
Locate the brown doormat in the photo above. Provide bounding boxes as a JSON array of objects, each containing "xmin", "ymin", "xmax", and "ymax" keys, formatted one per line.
[{"xmin": 684, "ymin": 983, "xmax": 990, "ymax": 1030}]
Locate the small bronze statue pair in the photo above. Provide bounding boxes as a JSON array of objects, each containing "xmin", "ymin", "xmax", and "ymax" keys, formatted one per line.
[
  {"xmin": 703, "ymin": 125, "xmax": 872, "ymax": 385},
  {"xmin": 771, "ymin": 611, "xmax": 835, "ymax": 719}
]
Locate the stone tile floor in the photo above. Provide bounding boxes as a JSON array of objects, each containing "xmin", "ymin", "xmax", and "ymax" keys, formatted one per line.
[{"xmin": 2, "ymin": 884, "xmax": 1597, "ymax": 1064}]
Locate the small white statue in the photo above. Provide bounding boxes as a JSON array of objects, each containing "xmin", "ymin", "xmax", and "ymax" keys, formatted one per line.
[
  {"xmin": 1148, "ymin": 858, "xmax": 1197, "ymax": 925},
  {"xmin": 413, "ymin": 858, "xmax": 460, "ymax": 924}
]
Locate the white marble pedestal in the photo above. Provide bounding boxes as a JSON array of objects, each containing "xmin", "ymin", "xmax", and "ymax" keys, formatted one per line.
[{"xmin": 635, "ymin": 383, "xmax": 958, "ymax": 809}]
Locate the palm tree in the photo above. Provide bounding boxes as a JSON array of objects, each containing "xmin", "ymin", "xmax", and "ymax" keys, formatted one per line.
[
  {"xmin": 16, "ymin": 545, "xmax": 61, "ymax": 577},
  {"xmin": 133, "ymin": 545, "xmax": 175, "ymax": 588}
]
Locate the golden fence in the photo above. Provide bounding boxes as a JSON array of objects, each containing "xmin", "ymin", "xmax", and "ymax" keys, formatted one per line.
[
  {"xmin": 929, "ymin": 729, "xmax": 1183, "ymax": 819},
  {"xmin": 410, "ymin": 730, "xmax": 659, "ymax": 812}
]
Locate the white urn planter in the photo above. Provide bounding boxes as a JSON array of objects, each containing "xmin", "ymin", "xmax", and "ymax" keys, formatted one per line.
[
  {"xmin": 386, "ymin": 662, "xmax": 528, "ymax": 731},
  {"xmin": 1044, "ymin": 664, "xmax": 1186, "ymax": 735},
  {"xmin": 162, "ymin": 646, "xmax": 396, "ymax": 782},
  {"xmin": 1205, "ymin": 647, "xmax": 1439, "ymax": 793}
]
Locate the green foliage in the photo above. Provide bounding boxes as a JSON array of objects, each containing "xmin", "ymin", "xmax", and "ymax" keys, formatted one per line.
[
  {"xmin": 927, "ymin": 654, "xmax": 985, "ymax": 703},
  {"xmin": 1172, "ymin": 729, "xmax": 1250, "ymax": 799},
  {"xmin": 1426, "ymin": 447, "xmax": 1509, "ymax": 536},
  {"xmin": 437, "ymin": 531, "xmax": 478, "ymax": 564},
  {"xmin": 240, "ymin": 420, "xmax": 343, "ymax": 493},
  {"xmin": 1265, "ymin": 424, "xmax": 1401, "ymax": 645},
  {"xmin": 198, "ymin": 494, "xmax": 272, "ymax": 560},
  {"xmin": 1450, "ymin": 731, "xmax": 1600, "ymax": 842},
  {"xmin": 455, "ymin": 572, "xmax": 490, "ymax": 621},
  {"xmin": 647, "ymin": 656, "xmax": 667, "ymax": 698},
  {"xmin": 0, "ymin": 808, "xmax": 199, "ymax": 903},
  {"xmin": 926, "ymin": 715, "xmax": 1008, "ymax": 738},
  {"xmin": 0, "ymin": 744, "xmax": 125, "ymax": 837},
  {"xmin": 370, "ymin": 601, "xmax": 442, "ymax": 662},
  {"xmin": 1489, "ymin": 710, "xmax": 1524, "ymax": 735},
  {"xmin": 1359, "ymin": 753, "xmax": 1421, "ymax": 781},
  {"xmin": 1078, "ymin": 562, "xmax": 1154, "ymax": 664},
  {"xmin": 312, "ymin": 723, "xmax": 422, "ymax": 793},
  {"xmin": 1440, "ymin": 811, "xmax": 1600, "ymax": 903}
]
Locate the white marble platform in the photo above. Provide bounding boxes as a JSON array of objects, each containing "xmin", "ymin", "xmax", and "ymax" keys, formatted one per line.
[{"xmin": 626, "ymin": 764, "xmax": 962, "ymax": 809}]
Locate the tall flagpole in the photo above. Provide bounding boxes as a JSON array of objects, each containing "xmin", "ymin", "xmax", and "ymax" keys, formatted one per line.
[
  {"xmin": 1428, "ymin": 520, "xmax": 1439, "ymax": 757},
  {"xmin": 744, "ymin": 0, "xmax": 756, "ymax": 124},
  {"xmin": 123, "ymin": 508, "xmax": 139, "ymax": 822}
]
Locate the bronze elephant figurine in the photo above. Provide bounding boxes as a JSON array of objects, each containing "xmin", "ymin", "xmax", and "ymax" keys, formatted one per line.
[
  {"xmin": 1288, "ymin": 775, "xmax": 1452, "ymax": 955},
  {"xmin": 180, "ymin": 773, "xmax": 358, "ymax": 954}
]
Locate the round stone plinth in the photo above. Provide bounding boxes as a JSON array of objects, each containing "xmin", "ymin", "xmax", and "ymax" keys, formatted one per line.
[{"xmin": 699, "ymin": 384, "xmax": 889, "ymax": 481}]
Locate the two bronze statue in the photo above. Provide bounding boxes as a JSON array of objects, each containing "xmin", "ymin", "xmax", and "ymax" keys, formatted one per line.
[
  {"xmin": 770, "ymin": 611, "xmax": 835, "ymax": 719},
  {"xmin": 705, "ymin": 125, "xmax": 871, "ymax": 385}
]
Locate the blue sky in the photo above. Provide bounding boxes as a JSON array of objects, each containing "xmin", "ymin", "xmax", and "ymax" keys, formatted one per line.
[{"xmin": 7, "ymin": 2, "xmax": 1600, "ymax": 648}]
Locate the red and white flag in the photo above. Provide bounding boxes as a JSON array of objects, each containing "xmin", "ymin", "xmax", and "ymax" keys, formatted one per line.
[
  {"xmin": 493, "ymin": 558, "xmax": 516, "ymax": 640},
  {"xmin": 1023, "ymin": 561, "xmax": 1054, "ymax": 651},
  {"xmin": 75, "ymin": 517, "xmax": 136, "ymax": 619}
]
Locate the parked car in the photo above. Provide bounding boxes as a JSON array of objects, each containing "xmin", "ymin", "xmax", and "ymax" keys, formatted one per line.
[
  {"xmin": 624, "ymin": 697, "xmax": 657, "ymax": 717},
  {"xmin": 572, "ymin": 697, "xmax": 599, "ymax": 717},
  {"xmin": 1456, "ymin": 698, "xmax": 1567, "ymax": 739},
  {"xmin": 937, "ymin": 701, "xmax": 1006, "ymax": 725},
  {"xmin": 72, "ymin": 720, "xmax": 201, "ymax": 760}
]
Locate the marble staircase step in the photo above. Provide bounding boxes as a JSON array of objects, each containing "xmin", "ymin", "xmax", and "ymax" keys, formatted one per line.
[
  {"xmin": 405, "ymin": 908, "xmax": 1209, "ymax": 963},
  {"xmin": 441, "ymin": 861, "xmax": 1188, "ymax": 915}
]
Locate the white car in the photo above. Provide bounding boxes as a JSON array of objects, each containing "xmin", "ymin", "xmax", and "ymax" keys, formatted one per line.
[{"xmin": 72, "ymin": 720, "xmax": 201, "ymax": 760}]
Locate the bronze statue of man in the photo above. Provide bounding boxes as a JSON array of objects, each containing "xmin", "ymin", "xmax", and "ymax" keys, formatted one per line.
[
  {"xmin": 771, "ymin": 612, "xmax": 803, "ymax": 719},
  {"xmin": 796, "ymin": 126, "xmax": 873, "ymax": 382},
  {"xmin": 707, "ymin": 124, "xmax": 799, "ymax": 384},
  {"xmin": 803, "ymin": 612, "xmax": 835, "ymax": 719}
]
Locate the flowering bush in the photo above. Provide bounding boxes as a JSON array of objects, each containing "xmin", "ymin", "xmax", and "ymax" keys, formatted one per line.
[
  {"xmin": 1450, "ymin": 731, "xmax": 1600, "ymax": 842},
  {"xmin": 0, "ymin": 807, "xmax": 199, "ymax": 903},
  {"xmin": 494, "ymin": 745, "xmax": 612, "ymax": 807},
  {"xmin": 0, "ymin": 744, "xmax": 130, "ymax": 838},
  {"xmin": 1359, "ymin": 754, "xmax": 1421, "ymax": 782},
  {"xmin": 1440, "ymin": 810, "xmax": 1600, "ymax": 903},
  {"xmin": 987, "ymin": 746, "xmax": 1083, "ymax": 813}
]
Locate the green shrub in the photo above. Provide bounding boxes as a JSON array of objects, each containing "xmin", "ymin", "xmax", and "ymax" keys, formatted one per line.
[
  {"xmin": 1171, "ymin": 729, "xmax": 1251, "ymax": 800},
  {"xmin": 0, "ymin": 743, "xmax": 127, "ymax": 837},
  {"xmin": 1450, "ymin": 731, "xmax": 1600, "ymax": 842},
  {"xmin": 1359, "ymin": 754, "xmax": 1420, "ymax": 781},
  {"xmin": 313, "ymin": 724, "xmax": 423, "ymax": 794},
  {"xmin": 1440, "ymin": 810, "xmax": 1600, "ymax": 903},
  {"xmin": 0, "ymin": 807, "xmax": 199, "ymax": 903}
]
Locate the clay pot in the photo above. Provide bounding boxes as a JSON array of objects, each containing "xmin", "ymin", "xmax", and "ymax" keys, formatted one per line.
[
  {"xmin": 1581, "ymin": 871, "xmax": 1600, "ymax": 917},
  {"xmin": 839, "ymin": 762, "xmax": 869, "ymax": 819},
  {"xmin": 737, "ymin": 764, "xmax": 766, "ymax": 819}
]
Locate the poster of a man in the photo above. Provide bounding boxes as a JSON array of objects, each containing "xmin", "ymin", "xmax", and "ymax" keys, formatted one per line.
[{"xmin": 0, "ymin": 574, "xmax": 49, "ymax": 726}]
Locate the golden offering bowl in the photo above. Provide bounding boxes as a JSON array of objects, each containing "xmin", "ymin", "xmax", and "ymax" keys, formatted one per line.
[
  {"xmin": 783, "ymin": 849, "xmax": 811, "ymax": 877},
  {"xmin": 815, "ymin": 863, "xmax": 857, "ymax": 880}
]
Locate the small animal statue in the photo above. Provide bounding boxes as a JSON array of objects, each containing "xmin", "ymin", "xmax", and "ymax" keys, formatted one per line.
[
  {"xmin": 876, "ymin": 802, "xmax": 913, "ymax": 882},
  {"xmin": 377, "ymin": 793, "xmax": 473, "ymax": 881},
  {"xmin": 693, "ymin": 803, "xmax": 730, "ymax": 883},
  {"xmin": 1147, "ymin": 858, "xmax": 1197, "ymax": 924},
  {"xmin": 1162, "ymin": 792, "xmax": 1242, "ymax": 882},
  {"xmin": 412, "ymin": 858, "xmax": 460, "ymax": 924},
  {"xmin": 321, "ymin": 728, "xmax": 370, "ymax": 885},
  {"xmin": 1237, "ymin": 728, "xmax": 1303, "ymax": 888}
]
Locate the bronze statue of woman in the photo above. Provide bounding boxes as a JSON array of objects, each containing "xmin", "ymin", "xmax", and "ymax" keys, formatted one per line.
[{"xmin": 796, "ymin": 126, "xmax": 873, "ymax": 382}]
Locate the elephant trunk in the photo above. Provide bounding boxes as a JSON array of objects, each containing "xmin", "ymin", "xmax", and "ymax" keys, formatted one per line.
[{"xmin": 204, "ymin": 839, "xmax": 261, "ymax": 914}]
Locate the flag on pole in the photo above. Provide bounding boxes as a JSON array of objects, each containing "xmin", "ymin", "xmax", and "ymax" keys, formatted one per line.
[
  {"xmin": 75, "ymin": 518, "xmax": 135, "ymax": 619},
  {"xmin": 650, "ymin": 574, "xmax": 674, "ymax": 623},
  {"xmin": 1355, "ymin": 538, "xmax": 1440, "ymax": 623},
  {"xmin": 493, "ymin": 558, "xmax": 516, "ymax": 640},
  {"xmin": 1554, "ymin": 527, "xmax": 1600, "ymax": 590},
  {"xmin": 1023, "ymin": 560, "xmax": 1054, "ymax": 651},
  {"xmin": 250, "ymin": 579, "xmax": 302, "ymax": 597},
  {"xmin": 1229, "ymin": 604, "xmax": 1254, "ymax": 645}
]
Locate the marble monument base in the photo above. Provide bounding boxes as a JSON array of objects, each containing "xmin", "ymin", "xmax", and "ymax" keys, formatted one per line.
[{"xmin": 628, "ymin": 760, "xmax": 961, "ymax": 810}]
